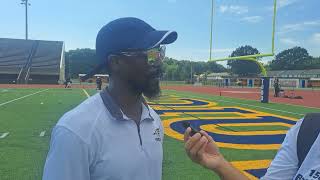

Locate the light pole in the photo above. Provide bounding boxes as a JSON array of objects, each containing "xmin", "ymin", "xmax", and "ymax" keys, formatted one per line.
[
  {"xmin": 209, "ymin": 0, "xmax": 214, "ymax": 61},
  {"xmin": 21, "ymin": 0, "xmax": 31, "ymax": 40},
  {"xmin": 190, "ymin": 61, "xmax": 193, "ymax": 83}
]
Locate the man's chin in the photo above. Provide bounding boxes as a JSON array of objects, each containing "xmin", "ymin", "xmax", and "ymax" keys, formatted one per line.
[
  {"xmin": 143, "ymin": 79, "xmax": 161, "ymax": 99},
  {"xmin": 143, "ymin": 89, "xmax": 161, "ymax": 99}
]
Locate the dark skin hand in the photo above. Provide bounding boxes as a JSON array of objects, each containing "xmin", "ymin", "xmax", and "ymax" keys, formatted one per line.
[{"xmin": 184, "ymin": 129, "xmax": 249, "ymax": 180}]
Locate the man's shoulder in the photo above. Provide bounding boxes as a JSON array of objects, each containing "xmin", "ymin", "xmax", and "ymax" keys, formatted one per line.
[{"xmin": 56, "ymin": 93, "xmax": 108, "ymax": 143}]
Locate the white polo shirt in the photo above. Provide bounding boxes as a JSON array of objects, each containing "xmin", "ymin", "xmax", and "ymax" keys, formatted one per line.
[
  {"xmin": 261, "ymin": 118, "xmax": 320, "ymax": 180},
  {"xmin": 43, "ymin": 90, "xmax": 164, "ymax": 180}
]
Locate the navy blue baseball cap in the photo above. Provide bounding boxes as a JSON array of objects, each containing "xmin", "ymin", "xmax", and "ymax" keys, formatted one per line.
[{"xmin": 81, "ymin": 17, "xmax": 178, "ymax": 80}]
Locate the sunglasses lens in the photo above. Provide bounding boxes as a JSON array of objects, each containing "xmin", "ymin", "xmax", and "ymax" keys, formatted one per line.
[
  {"xmin": 159, "ymin": 46, "xmax": 166, "ymax": 60},
  {"xmin": 147, "ymin": 46, "xmax": 166, "ymax": 64}
]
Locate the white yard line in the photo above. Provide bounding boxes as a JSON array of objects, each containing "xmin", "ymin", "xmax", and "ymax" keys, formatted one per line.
[
  {"xmin": 82, "ymin": 89, "xmax": 90, "ymax": 98},
  {"xmin": 0, "ymin": 89, "xmax": 49, "ymax": 107},
  {"xmin": 0, "ymin": 132, "xmax": 9, "ymax": 139},
  {"xmin": 39, "ymin": 131, "xmax": 46, "ymax": 137}
]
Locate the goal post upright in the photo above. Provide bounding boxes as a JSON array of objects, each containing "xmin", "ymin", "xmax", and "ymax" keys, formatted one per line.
[{"xmin": 208, "ymin": 0, "xmax": 278, "ymax": 77}]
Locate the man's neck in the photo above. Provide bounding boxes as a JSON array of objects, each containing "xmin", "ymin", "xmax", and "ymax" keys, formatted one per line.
[{"xmin": 107, "ymin": 78, "xmax": 143, "ymax": 122}]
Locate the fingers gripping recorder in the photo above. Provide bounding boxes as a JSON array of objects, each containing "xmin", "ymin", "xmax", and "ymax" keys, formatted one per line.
[{"xmin": 182, "ymin": 121, "xmax": 202, "ymax": 136}]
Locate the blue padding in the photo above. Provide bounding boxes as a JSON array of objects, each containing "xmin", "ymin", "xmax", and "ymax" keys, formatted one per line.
[{"xmin": 245, "ymin": 168, "xmax": 268, "ymax": 178}]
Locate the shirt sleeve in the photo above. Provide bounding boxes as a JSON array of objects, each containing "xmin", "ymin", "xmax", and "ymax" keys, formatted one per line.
[
  {"xmin": 42, "ymin": 126, "xmax": 91, "ymax": 180},
  {"xmin": 260, "ymin": 119, "xmax": 303, "ymax": 180}
]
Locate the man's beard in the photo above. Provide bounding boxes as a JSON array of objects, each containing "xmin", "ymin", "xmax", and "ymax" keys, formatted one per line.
[
  {"xmin": 142, "ymin": 77, "xmax": 161, "ymax": 99},
  {"xmin": 128, "ymin": 66, "xmax": 162, "ymax": 99}
]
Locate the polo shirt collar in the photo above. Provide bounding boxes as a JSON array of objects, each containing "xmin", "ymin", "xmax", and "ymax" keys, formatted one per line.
[{"xmin": 99, "ymin": 89, "xmax": 154, "ymax": 122}]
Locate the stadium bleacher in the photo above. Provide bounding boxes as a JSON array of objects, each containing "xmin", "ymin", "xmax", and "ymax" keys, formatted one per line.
[{"xmin": 0, "ymin": 38, "xmax": 65, "ymax": 84}]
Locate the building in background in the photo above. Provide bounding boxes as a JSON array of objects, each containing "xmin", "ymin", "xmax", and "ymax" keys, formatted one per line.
[
  {"xmin": 268, "ymin": 69, "xmax": 320, "ymax": 88},
  {"xmin": 201, "ymin": 69, "xmax": 320, "ymax": 89}
]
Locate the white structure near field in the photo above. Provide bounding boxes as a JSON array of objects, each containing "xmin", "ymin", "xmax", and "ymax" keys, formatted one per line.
[{"xmin": 203, "ymin": 69, "xmax": 320, "ymax": 88}]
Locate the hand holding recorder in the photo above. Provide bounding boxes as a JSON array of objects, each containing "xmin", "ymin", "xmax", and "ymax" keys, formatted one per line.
[{"xmin": 183, "ymin": 122, "xmax": 249, "ymax": 180}]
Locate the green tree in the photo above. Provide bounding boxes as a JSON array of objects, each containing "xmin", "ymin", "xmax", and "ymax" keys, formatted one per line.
[
  {"xmin": 207, "ymin": 61, "xmax": 225, "ymax": 73},
  {"xmin": 166, "ymin": 64, "xmax": 178, "ymax": 80},
  {"xmin": 306, "ymin": 56, "xmax": 320, "ymax": 69},
  {"xmin": 65, "ymin": 48, "xmax": 101, "ymax": 78},
  {"xmin": 269, "ymin": 47, "xmax": 312, "ymax": 70},
  {"xmin": 65, "ymin": 49, "xmax": 227, "ymax": 81},
  {"xmin": 227, "ymin": 45, "xmax": 261, "ymax": 76}
]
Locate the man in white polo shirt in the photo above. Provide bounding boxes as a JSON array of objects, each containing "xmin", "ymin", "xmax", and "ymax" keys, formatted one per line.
[{"xmin": 42, "ymin": 17, "xmax": 177, "ymax": 180}]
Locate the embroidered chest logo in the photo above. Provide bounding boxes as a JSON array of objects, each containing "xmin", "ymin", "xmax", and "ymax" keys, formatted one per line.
[{"xmin": 153, "ymin": 128, "xmax": 161, "ymax": 142}]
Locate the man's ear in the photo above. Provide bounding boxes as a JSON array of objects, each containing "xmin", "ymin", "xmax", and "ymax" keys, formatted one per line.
[{"xmin": 108, "ymin": 55, "xmax": 120, "ymax": 73}]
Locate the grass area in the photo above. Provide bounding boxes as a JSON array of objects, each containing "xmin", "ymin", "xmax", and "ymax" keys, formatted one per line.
[
  {"xmin": 0, "ymin": 88, "xmax": 87, "ymax": 179},
  {"xmin": 0, "ymin": 87, "xmax": 317, "ymax": 179},
  {"xmin": 0, "ymin": 88, "xmax": 41, "ymax": 104}
]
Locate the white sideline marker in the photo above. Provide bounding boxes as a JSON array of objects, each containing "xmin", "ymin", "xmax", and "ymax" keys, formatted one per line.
[
  {"xmin": 0, "ymin": 132, "xmax": 9, "ymax": 139},
  {"xmin": 82, "ymin": 89, "xmax": 90, "ymax": 98},
  {"xmin": 39, "ymin": 131, "xmax": 46, "ymax": 137},
  {"xmin": 0, "ymin": 89, "xmax": 49, "ymax": 107}
]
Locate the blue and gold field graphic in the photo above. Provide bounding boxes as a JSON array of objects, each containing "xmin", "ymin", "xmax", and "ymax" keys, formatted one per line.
[{"xmin": 148, "ymin": 95, "xmax": 298, "ymax": 179}]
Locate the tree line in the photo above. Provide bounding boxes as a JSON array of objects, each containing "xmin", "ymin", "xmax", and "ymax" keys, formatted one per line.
[{"xmin": 65, "ymin": 46, "xmax": 320, "ymax": 80}]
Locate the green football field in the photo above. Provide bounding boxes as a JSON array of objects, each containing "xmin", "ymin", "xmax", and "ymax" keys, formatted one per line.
[{"xmin": 0, "ymin": 88, "xmax": 319, "ymax": 180}]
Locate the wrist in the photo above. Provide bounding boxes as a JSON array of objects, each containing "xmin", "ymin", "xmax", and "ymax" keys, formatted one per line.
[{"xmin": 209, "ymin": 156, "xmax": 229, "ymax": 172}]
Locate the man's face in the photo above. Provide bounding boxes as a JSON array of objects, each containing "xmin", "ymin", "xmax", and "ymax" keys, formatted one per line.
[{"xmin": 117, "ymin": 50, "xmax": 163, "ymax": 99}]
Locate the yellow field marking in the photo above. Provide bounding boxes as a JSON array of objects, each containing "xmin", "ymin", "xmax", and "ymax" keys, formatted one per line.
[
  {"xmin": 232, "ymin": 106, "xmax": 299, "ymax": 121},
  {"xmin": 163, "ymin": 117, "xmax": 284, "ymax": 150},
  {"xmin": 153, "ymin": 96, "xmax": 298, "ymax": 150},
  {"xmin": 216, "ymin": 122, "xmax": 292, "ymax": 127},
  {"xmin": 150, "ymin": 98, "xmax": 217, "ymax": 108},
  {"xmin": 156, "ymin": 105, "xmax": 298, "ymax": 121},
  {"xmin": 201, "ymin": 125, "xmax": 287, "ymax": 135},
  {"xmin": 150, "ymin": 95, "xmax": 211, "ymax": 105},
  {"xmin": 161, "ymin": 113, "xmax": 289, "ymax": 121},
  {"xmin": 160, "ymin": 112, "xmax": 246, "ymax": 117},
  {"xmin": 231, "ymin": 160, "xmax": 272, "ymax": 180},
  {"xmin": 163, "ymin": 128, "xmax": 281, "ymax": 150},
  {"xmin": 154, "ymin": 96, "xmax": 297, "ymax": 177},
  {"xmin": 150, "ymin": 99, "xmax": 194, "ymax": 104},
  {"xmin": 217, "ymin": 142, "xmax": 280, "ymax": 150},
  {"xmin": 154, "ymin": 106, "xmax": 218, "ymax": 110},
  {"xmin": 82, "ymin": 89, "xmax": 90, "ymax": 98},
  {"xmin": 242, "ymin": 172, "xmax": 258, "ymax": 180},
  {"xmin": 200, "ymin": 123, "xmax": 292, "ymax": 136},
  {"xmin": 232, "ymin": 159, "xmax": 271, "ymax": 170}
]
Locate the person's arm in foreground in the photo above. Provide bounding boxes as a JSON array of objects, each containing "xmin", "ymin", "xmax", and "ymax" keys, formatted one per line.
[
  {"xmin": 260, "ymin": 120, "xmax": 302, "ymax": 180},
  {"xmin": 184, "ymin": 128, "xmax": 249, "ymax": 180},
  {"xmin": 42, "ymin": 126, "xmax": 91, "ymax": 180}
]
